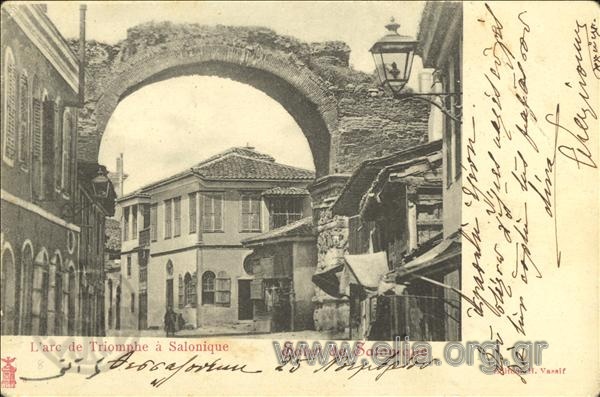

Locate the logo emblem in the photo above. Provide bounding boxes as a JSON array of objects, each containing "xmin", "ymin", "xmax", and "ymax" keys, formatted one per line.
[{"xmin": 1, "ymin": 357, "xmax": 17, "ymax": 389}]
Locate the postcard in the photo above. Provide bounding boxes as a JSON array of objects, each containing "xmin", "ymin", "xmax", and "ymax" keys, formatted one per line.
[{"xmin": 1, "ymin": 1, "xmax": 598, "ymax": 395}]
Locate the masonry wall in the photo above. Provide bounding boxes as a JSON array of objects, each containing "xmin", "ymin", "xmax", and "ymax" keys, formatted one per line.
[{"xmin": 74, "ymin": 23, "xmax": 431, "ymax": 177}]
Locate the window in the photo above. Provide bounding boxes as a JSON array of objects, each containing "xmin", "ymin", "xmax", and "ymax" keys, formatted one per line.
[
  {"xmin": 142, "ymin": 204, "xmax": 150, "ymax": 229},
  {"xmin": 202, "ymin": 193, "xmax": 223, "ymax": 232},
  {"xmin": 182, "ymin": 272, "xmax": 197, "ymax": 307},
  {"xmin": 201, "ymin": 271, "xmax": 215, "ymax": 305},
  {"xmin": 150, "ymin": 203, "xmax": 158, "ymax": 241},
  {"xmin": 3, "ymin": 47, "xmax": 17, "ymax": 166},
  {"xmin": 269, "ymin": 197, "xmax": 304, "ymax": 229},
  {"xmin": 126, "ymin": 255, "xmax": 132, "ymax": 278},
  {"xmin": 42, "ymin": 97, "xmax": 55, "ymax": 198},
  {"xmin": 123, "ymin": 207, "xmax": 130, "ymax": 241},
  {"xmin": 189, "ymin": 193, "xmax": 197, "ymax": 233},
  {"xmin": 61, "ymin": 109, "xmax": 72, "ymax": 192},
  {"xmin": 18, "ymin": 71, "xmax": 30, "ymax": 168},
  {"xmin": 132, "ymin": 205, "xmax": 138, "ymax": 236},
  {"xmin": 216, "ymin": 271, "xmax": 231, "ymax": 306},
  {"xmin": 173, "ymin": 197, "xmax": 181, "ymax": 237},
  {"xmin": 240, "ymin": 193, "xmax": 261, "ymax": 232},
  {"xmin": 131, "ymin": 293, "xmax": 135, "ymax": 313},
  {"xmin": 53, "ymin": 101, "xmax": 62, "ymax": 191},
  {"xmin": 139, "ymin": 265, "xmax": 147, "ymax": 284},
  {"xmin": 164, "ymin": 199, "xmax": 172, "ymax": 239}
]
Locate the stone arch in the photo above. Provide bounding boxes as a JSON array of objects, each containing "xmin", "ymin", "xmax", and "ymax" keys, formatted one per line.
[{"xmin": 86, "ymin": 35, "xmax": 339, "ymax": 177}]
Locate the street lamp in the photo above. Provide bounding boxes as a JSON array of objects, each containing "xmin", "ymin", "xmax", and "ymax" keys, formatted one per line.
[
  {"xmin": 370, "ymin": 17, "xmax": 461, "ymax": 123},
  {"xmin": 91, "ymin": 170, "xmax": 111, "ymax": 199},
  {"xmin": 369, "ymin": 17, "xmax": 417, "ymax": 94}
]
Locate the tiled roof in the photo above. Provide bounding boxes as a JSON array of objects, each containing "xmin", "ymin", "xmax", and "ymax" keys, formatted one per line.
[
  {"xmin": 192, "ymin": 150, "xmax": 314, "ymax": 180},
  {"xmin": 262, "ymin": 187, "xmax": 310, "ymax": 196},
  {"xmin": 119, "ymin": 147, "xmax": 315, "ymax": 197},
  {"xmin": 195, "ymin": 146, "xmax": 276, "ymax": 165},
  {"xmin": 241, "ymin": 217, "xmax": 315, "ymax": 246}
]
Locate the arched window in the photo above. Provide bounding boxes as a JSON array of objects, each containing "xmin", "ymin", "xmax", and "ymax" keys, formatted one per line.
[
  {"xmin": 215, "ymin": 271, "xmax": 231, "ymax": 306},
  {"xmin": 3, "ymin": 47, "xmax": 17, "ymax": 165},
  {"xmin": 67, "ymin": 266, "xmax": 76, "ymax": 335},
  {"xmin": 201, "ymin": 271, "xmax": 215, "ymax": 305},
  {"xmin": 20, "ymin": 243, "xmax": 34, "ymax": 335},
  {"xmin": 53, "ymin": 252, "xmax": 63, "ymax": 335},
  {"xmin": 183, "ymin": 272, "xmax": 197, "ymax": 308},
  {"xmin": 1, "ymin": 244, "xmax": 17, "ymax": 334},
  {"xmin": 33, "ymin": 250, "xmax": 50, "ymax": 336}
]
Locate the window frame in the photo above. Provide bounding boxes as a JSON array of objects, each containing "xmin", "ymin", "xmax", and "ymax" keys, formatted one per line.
[
  {"xmin": 201, "ymin": 271, "xmax": 216, "ymax": 305},
  {"xmin": 150, "ymin": 203, "xmax": 158, "ymax": 241},
  {"xmin": 268, "ymin": 196, "xmax": 304, "ymax": 229},
  {"xmin": 240, "ymin": 192, "xmax": 262, "ymax": 233},
  {"xmin": 123, "ymin": 206, "xmax": 130, "ymax": 241},
  {"xmin": 189, "ymin": 192, "xmax": 197, "ymax": 234},
  {"xmin": 164, "ymin": 199, "xmax": 172, "ymax": 239},
  {"xmin": 173, "ymin": 196, "xmax": 181, "ymax": 237},
  {"xmin": 201, "ymin": 192, "xmax": 224, "ymax": 233}
]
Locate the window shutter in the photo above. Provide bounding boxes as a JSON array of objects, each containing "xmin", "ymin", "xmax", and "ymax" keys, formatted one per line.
[
  {"xmin": 192, "ymin": 272, "xmax": 197, "ymax": 306},
  {"xmin": 32, "ymin": 97, "xmax": 43, "ymax": 198},
  {"xmin": 189, "ymin": 193, "xmax": 196, "ymax": 233},
  {"xmin": 173, "ymin": 197, "xmax": 181, "ymax": 236},
  {"xmin": 214, "ymin": 195, "xmax": 222, "ymax": 231},
  {"xmin": 178, "ymin": 274, "xmax": 184, "ymax": 309},
  {"xmin": 18, "ymin": 73, "xmax": 30, "ymax": 166},
  {"xmin": 241, "ymin": 195, "xmax": 250, "ymax": 231},
  {"xmin": 4, "ymin": 57, "xmax": 17, "ymax": 163},
  {"xmin": 42, "ymin": 100, "xmax": 55, "ymax": 198},
  {"xmin": 252, "ymin": 197, "xmax": 260, "ymax": 230},
  {"xmin": 202, "ymin": 194, "xmax": 212, "ymax": 231},
  {"xmin": 54, "ymin": 106, "xmax": 62, "ymax": 190}
]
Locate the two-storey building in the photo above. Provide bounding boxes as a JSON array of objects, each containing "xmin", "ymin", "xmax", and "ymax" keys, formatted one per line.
[{"xmin": 116, "ymin": 146, "xmax": 314, "ymax": 331}]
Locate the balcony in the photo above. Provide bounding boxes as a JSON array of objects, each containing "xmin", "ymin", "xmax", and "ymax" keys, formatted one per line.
[{"xmin": 139, "ymin": 228, "xmax": 151, "ymax": 248}]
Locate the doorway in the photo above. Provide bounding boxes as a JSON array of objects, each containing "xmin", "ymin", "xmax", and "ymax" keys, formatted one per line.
[{"xmin": 238, "ymin": 280, "xmax": 252, "ymax": 320}]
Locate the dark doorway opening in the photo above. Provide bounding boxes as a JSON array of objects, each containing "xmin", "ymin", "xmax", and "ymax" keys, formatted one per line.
[{"xmin": 238, "ymin": 280, "xmax": 252, "ymax": 320}]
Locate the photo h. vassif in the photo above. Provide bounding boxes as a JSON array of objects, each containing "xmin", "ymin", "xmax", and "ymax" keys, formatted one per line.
[{"xmin": 1, "ymin": 1, "xmax": 462, "ymax": 342}]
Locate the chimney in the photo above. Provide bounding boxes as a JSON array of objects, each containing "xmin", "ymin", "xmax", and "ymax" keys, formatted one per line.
[
  {"xmin": 116, "ymin": 153, "xmax": 124, "ymax": 197},
  {"xmin": 79, "ymin": 4, "xmax": 87, "ymax": 106}
]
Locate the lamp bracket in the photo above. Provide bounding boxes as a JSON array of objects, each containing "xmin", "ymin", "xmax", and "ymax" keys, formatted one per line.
[{"xmin": 393, "ymin": 92, "xmax": 462, "ymax": 124}]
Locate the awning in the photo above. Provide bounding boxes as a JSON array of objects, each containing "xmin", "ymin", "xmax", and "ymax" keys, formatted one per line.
[
  {"xmin": 344, "ymin": 251, "xmax": 389, "ymax": 289},
  {"xmin": 391, "ymin": 233, "xmax": 461, "ymax": 282},
  {"xmin": 312, "ymin": 263, "xmax": 344, "ymax": 298}
]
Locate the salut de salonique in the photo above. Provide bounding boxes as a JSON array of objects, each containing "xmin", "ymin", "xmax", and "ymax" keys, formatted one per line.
[{"xmin": 31, "ymin": 340, "xmax": 230, "ymax": 354}]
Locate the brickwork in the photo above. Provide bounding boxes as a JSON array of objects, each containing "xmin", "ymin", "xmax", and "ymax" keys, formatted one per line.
[{"xmin": 73, "ymin": 22, "xmax": 430, "ymax": 178}]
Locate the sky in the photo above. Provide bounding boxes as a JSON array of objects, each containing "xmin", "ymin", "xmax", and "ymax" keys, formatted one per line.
[{"xmin": 45, "ymin": 1, "xmax": 426, "ymax": 194}]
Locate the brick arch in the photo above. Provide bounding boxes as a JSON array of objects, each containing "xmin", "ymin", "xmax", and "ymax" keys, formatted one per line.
[{"xmin": 91, "ymin": 43, "xmax": 338, "ymax": 177}]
